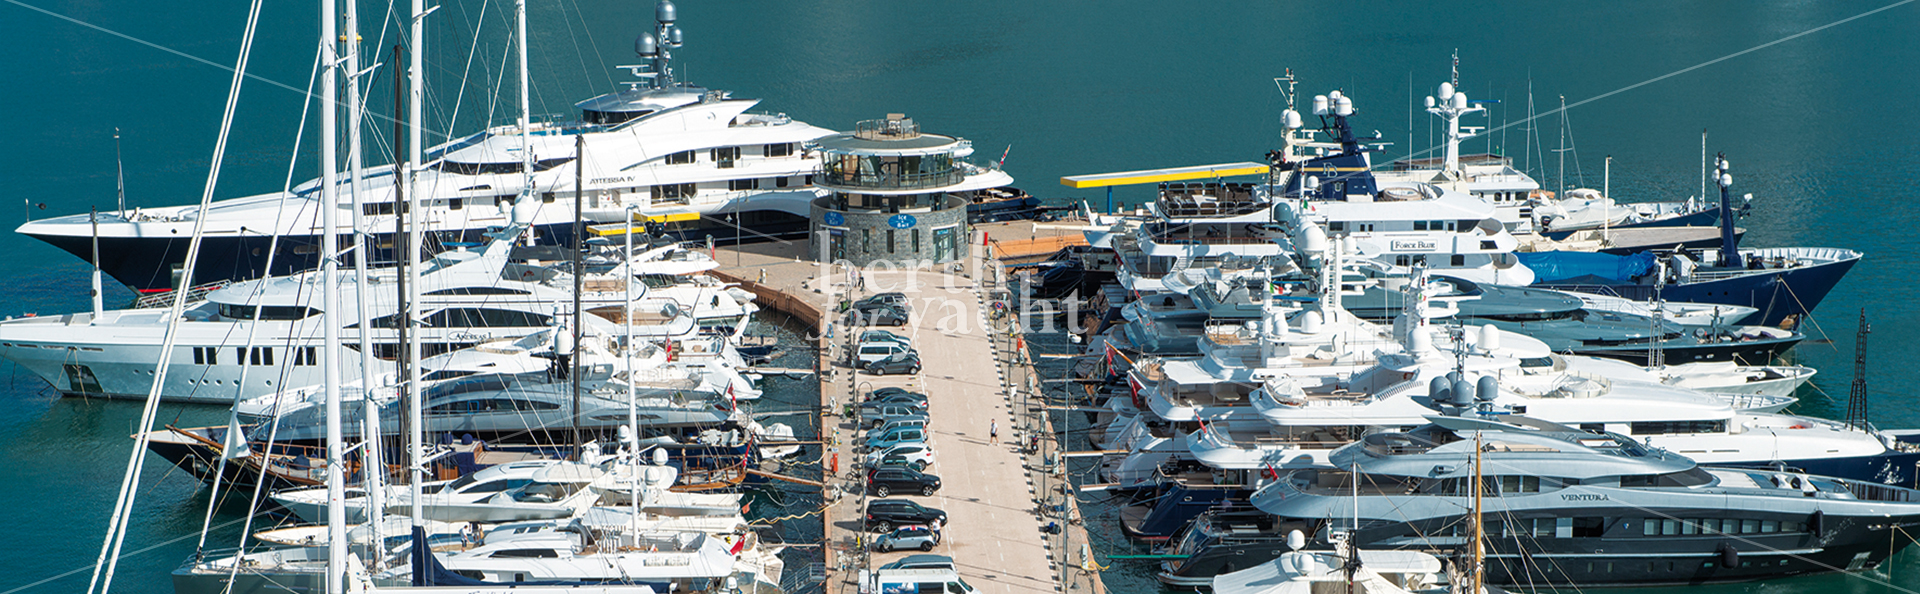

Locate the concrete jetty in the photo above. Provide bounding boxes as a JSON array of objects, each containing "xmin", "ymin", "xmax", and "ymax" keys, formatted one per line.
[{"xmin": 711, "ymin": 221, "xmax": 1104, "ymax": 594}]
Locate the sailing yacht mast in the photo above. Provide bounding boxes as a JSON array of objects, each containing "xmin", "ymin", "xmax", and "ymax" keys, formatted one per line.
[
  {"xmin": 344, "ymin": 0, "xmax": 387, "ymax": 554},
  {"xmin": 320, "ymin": 0, "xmax": 346, "ymax": 591},
  {"xmin": 515, "ymin": 0, "xmax": 534, "ymax": 244},
  {"xmin": 406, "ymin": 0, "xmax": 430, "ymax": 567}
]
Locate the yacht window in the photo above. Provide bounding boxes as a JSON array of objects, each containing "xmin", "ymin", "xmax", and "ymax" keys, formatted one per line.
[
  {"xmin": 652, "ymin": 183, "xmax": 697, "ymax": 200},
  {"xmin": 1413, "ymin": 221, "xmax": 1427, "ymax": 231},
  {"xmin": 1451, "ymin": 255, "xmax": 1465, "ymax": 267},
  {"xmin": 775, "ymin": 176, "xmax": 790, "ymax": 188},
  {"xmin": 451, "ymin": 478, "xmax": 531, "ymax": 494},
  {"xmin": 292, "ymin": 346, "xmax": 320, "ymax": 366},
  {"xmin": 766, "ymin": 142, "xmax": 793, "ymax": 157},
  {"xmin": 489, "ymin": 549, "xmax": 559, "ymax": 558},
  {"xmin": 424, "ymin": 308, "xmax": 553, "ymax": 328},
  {"xmin": 219, "ymin": 304, "xmax": 321, "ymax": 321},
  {"xmin": 421, "ymin": 369, "xmax": 478, "ymax": 381},
  {"xmin": 425, "ymin": 287, "xmax": 531, "ymax": 296},
  {"xmin": 729, "ymin": 178, "xmax": 759, "ymax": 191},
  {"xmin": 1327, "ymin": 222, "xmax": 1345, "ymax": 232},
  {"xmin": 1628, "ymin": 420, "xmax": 1727, "ymax": 436},
  {"xmin": 450, "ymin": 198, "xmax": 463, "ymax": 210},
  {"xmin": 542, "ymin": 192, "xmax": 555, "ymax": 204},
  {"xmin": 665, "ymin": 150, "xmax": 695, "ymax": 165},
  {"xmin": 711, "ymin": 146, "xmax": 741, "ymax": 163}
]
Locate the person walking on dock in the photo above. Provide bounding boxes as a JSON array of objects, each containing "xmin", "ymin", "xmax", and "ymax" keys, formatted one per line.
[{"xmin": 990, "ymin": 420, "xmax": 999, "ymax": 444}]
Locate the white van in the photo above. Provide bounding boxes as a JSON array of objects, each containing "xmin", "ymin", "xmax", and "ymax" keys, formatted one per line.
[
  {"xmin": 864, "ymin": 567, "xmax": 975, "ymax": 594},
  {"xmin": 857, "ymin": 342, "xmax": 917, "ymax": 365}
]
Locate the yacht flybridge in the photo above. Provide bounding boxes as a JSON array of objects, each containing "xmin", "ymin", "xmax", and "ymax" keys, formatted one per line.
[{"xmin": 23, "ymin": 4, "xmax": 832, "ymax": 293}]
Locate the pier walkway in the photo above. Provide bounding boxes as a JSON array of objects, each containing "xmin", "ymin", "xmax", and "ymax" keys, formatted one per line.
[{"xmin": 711, "ymin": 222, "xmax": 1103, "ymax": 594}]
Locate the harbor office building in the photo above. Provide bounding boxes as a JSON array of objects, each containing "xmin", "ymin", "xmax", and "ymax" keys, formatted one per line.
[{"xmin": 808, "ymin": 115, "xmax": 1000, "ymax": 268}]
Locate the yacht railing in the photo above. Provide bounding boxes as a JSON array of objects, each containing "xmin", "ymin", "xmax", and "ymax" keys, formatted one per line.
[{"xmin": 134, "ymin": 280, "xmax": 234, "ymax": 309}]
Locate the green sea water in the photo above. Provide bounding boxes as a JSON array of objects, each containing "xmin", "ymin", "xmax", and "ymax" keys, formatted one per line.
[{"xmin": 2, "ymin": 0, "xmax": 1919, "ymax": 592}]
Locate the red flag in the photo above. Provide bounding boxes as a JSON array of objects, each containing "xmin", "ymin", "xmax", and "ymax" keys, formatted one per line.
[{"xmin": 728, "ymin": 534, "xmax": 747, "ymax": 556}]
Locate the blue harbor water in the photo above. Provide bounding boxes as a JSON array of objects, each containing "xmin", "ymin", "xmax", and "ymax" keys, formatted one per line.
[{"xmin": 3, "ymin": 0, "xmax": 1920, "ymax": 592}]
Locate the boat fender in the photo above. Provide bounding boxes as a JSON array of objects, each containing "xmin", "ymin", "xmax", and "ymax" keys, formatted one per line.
[
  {"xmin": 1719, "ymin": 543, "xmax": 1738, "ymax": 567},
  {"xmin": 1808, "ymin": 510, "xmax": 1824, "ymax": 538}
]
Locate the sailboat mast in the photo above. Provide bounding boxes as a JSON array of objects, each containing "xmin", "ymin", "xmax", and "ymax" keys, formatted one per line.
[
  {"xmin": 626, "ymin": 206, "xmax": 639, "ymax": 519},
  {"xmin": 1471, "ymin": 434, "xmax": 1485, "ymax": 594},
  {"xmin": 319, "ymin": 0, "xmax": 346, "ymax": 589},
  {"xmin": 515, "ymin": 0, "xmax": 534, "ymax": 246},
  {"xmin": 90, "ymin": 207, "xmax": 103, "ymax": 320},
  {"xmin": 343, "ymin": 0, "xmax": 387, "ymax": 552},
  {"xmin": 407, "ymin": 0, "xmax": 429, "ymax": 543},
  {"xmin": 572, "ymin": 135, "xmax": 585, "ymax": 448}
]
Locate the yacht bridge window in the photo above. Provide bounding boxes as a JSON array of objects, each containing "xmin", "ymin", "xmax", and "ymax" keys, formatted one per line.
[{"xmin": 218, "ymin": 304, "xmax": 320, "ymax": 321}]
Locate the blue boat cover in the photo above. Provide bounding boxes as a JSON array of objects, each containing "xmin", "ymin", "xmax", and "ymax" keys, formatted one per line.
[{"xmin": 1517, "ymin": 251, "xmax": 1656, "ymax": 284}]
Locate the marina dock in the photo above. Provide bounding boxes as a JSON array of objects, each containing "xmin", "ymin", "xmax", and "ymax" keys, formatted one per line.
[{"xmin": 711, "ymin": 221, "xmax": 1104, "ymax": 594}]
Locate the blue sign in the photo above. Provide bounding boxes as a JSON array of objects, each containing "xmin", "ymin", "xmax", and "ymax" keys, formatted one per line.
[
  {"xmin": 822, "ymin": 211, "xmax": 845, "ymax": 226},
  {"xmin": 888, "ymin": 214, "xmax": 918, "ymax": 229}
]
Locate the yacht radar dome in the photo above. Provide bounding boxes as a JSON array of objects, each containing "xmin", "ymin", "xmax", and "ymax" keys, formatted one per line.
[
  {"xmin": 655, "ymin": 0, "xmax": 676, "ymax": 23},
  {"xmin": 1334, "ymin": 95, "xmax": 1354, "ymax": 117},
  {"xmin": 1312, "ymin": 95, "xmax": 1329, "ymax": 116},
  {"xmin": 1282, "ymin": 109, "xmax": 1302, "ymax": 130},
  {"xmin": 635, "ymin": 31, "xmax": 657, "ymax": 57},
  {"xmin": 1437, "ymin": 82, "xmax": 1455, "ymax": 101}
]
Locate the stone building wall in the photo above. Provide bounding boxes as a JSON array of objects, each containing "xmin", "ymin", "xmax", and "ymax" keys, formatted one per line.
[{"xmin": 808, "ymin": 195, "xmax": 971, "ymax": 267}]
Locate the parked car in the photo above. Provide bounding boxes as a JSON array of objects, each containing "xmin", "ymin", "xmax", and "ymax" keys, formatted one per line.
[
  {"xmin": 866, "ymin": 352, "xmax": 922, "ymax": 375},
  {"xmin": 846, "ymin": 303, "xmax": 910, "ymax": 326},
  {"xmin": 867, "ymin": 386, "xmax": 924, "ymax": 400},
  {"xmin": 865, "ymin": 499, "xmax": 947, "ymax": 532},
  {"xmin": 872, "ymin": 524, "xmax": 941, "ymax": 552},
  {"xmin": 865, "ymin": 415, "xmax": 929, "ymax": 437},
  {"xmin": 860, "ymin": 329, "xmax": 913, "ymax": 349},
  {"xmin": 860, "ymin": 391, "xmax": 929, "ymax": 408},
  {"xmin": 871, "ymin": 405, "xmax": 929, "ymax": 428},
  {"xmin": 879, "ymin": 554, "xmax": 955, "ymax": 571},
  {"xmin": 857, "ymin": 292, "xmax": 912, "ymax": 312},
  {"xmin": 865, "ymin": 443, "xmax": 936, "ymax": 469},
  {"xmin": 865, "ymin": 426, "xmax": 929, "ymax": 450},
  {"xmin": 856, "ymin": 341, "xmax": 917, "ymax": 366},
  {"xmin": 868, "ymin": 467, "xmax": 942, "ymax": 498}
]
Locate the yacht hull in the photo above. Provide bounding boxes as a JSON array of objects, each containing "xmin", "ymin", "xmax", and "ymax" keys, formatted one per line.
[{"xmin": 1534, "ymin": 250, "xmax": 1859, "ymax": 327}]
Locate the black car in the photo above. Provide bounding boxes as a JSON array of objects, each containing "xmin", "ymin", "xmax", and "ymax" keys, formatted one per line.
[
  {"xmin": 868, "ymin": 466, "xmax": 942, "ymax": 497},
  {"xmin": 864, "ymin": 499, "xmax": 948, "ymax": 533},
  {"xmin": 865, "ymin": 352, "xmax": 922, "ymax": 375},
  {"xmin": 846, "ymin": 303, "xmax": 909, "ymax": 326},
  {"xmin": 861, "ymin": 390, "xmax": 929, "ymax": 406}
]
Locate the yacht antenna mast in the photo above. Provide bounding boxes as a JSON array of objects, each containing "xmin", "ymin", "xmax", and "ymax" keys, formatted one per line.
[
  {"xmin": 113, "ymin": 129, "xmax": 127, "ymax": 217},
  {"xmin": 1845, "ymin": 309, "xmax": 1872, "ymax": 431}
]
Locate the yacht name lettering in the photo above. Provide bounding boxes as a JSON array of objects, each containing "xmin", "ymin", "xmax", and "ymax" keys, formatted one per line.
[
  {"xmin": 590, "ymin": 176, "xmax": 633, "ymax": 185},
  {"xmin": 1561, "ymin": 493, "xmax": 1608, "ymax": 501},
  {"xmin": 1391, "ymin": 240, "xmax": 1438, "ymax": 251}
]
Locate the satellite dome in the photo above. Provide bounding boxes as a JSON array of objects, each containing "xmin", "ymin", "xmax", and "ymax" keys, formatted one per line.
[
  {"xmin": 635, "ymin": 31, "xmax": 657, "ymax": 57},
  {"xmin": 655, "ymin": 0, "xmax": 676, "ymax": 23}
]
